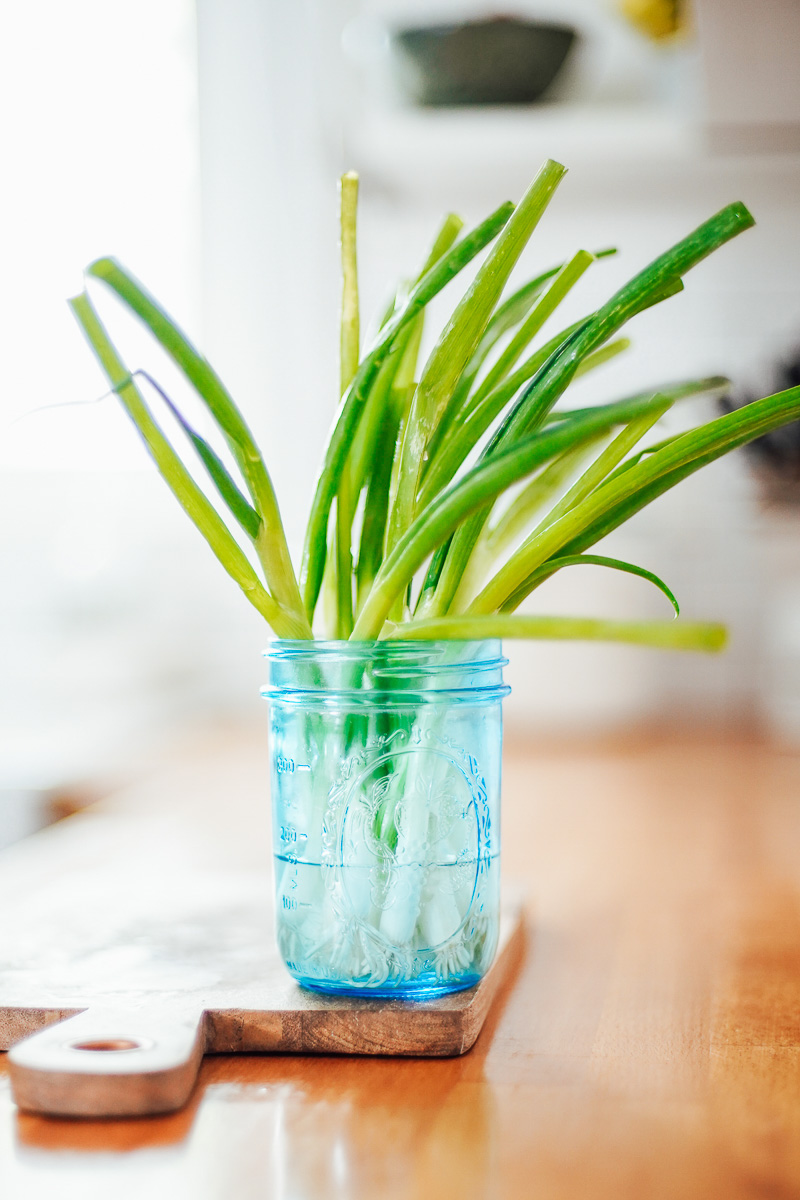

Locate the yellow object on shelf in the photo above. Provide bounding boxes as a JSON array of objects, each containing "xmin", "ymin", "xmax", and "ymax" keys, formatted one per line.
[{"xmin": 618, "ymin": 0, "xmax": 690, "ymax": 41}]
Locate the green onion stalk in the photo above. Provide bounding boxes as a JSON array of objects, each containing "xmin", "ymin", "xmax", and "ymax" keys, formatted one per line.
[{"xmin": 70, "ymin": 160, "xmax": 800, "ymax": 987}]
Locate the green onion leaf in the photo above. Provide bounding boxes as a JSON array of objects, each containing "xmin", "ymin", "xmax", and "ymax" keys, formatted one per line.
[
  {"xmin": 352, "ymin": 395, "xmax": 676, "ymax": 640},
  {"xmin": 384, "ymin": 614, "xmax": 725, "ymax": 652},
  {"xmin": 470, "ymin": 383, "xmax": 800, "ymax": 614},
  {"xmin": 339, "ymin": 171, "xmax": 360, "ymax": 396},
  {"xmin": 300, "ymin": 199, "xmax": 516, "ymax": 620},
  {"xmin": 386, "ymin": 159, "xmax": 567, "ymax": 556},
  {"xmin": 500, "ymin": 554, "xmax": 680, "ymax": 616},
  {"xmin": 135, "ymin": 371, "xmax": 261, "ymax": 541},
  {"xmin": 86, "ymin": 257, "xmax": 306, "ymax": 626},
  {"xmin": 69, "ymin": 292, "xmax": 310, "ymax": 639}
]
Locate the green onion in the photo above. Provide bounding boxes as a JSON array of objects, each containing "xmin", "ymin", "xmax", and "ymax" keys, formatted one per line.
[
  {"xmin": 383, "ymin": 614, "xmax": 725, "ymax": 652},
  {"xmin": 300, "ymin": 199, "xmax": 516, "ymax": 622},
  {"xmin": 69, "ymin": 293, "xmax": 310, "ymax": 639},
  {"xmin": 385, "ymin": 159, "xmax": 566, "ymax": 560},
  {"xmin": 339, "ymin": 171, "xmax": 360, "ymax": 397},
  {"xmin": 86, "ymin": 257, "xmax": 309, "ymax": 632},
  {"xmin": 69, "ymin": 158, "xmax": 800, "ymax": 656},
  {"xmin": 70, "ymin": 163, "xmax": 800, "ymax": 983},
  {"xmin": 498, "ymin": 554, "xmax": 680, "ymax": 616},
  {"xmin": 470, "ymin": 384, "xmax": 800, "ymax": 615},
  {"xmin": 352, "ymin": 396, "xmax": 689, "ymax": 639},
  {"xmin": 135, "ymin": 370, "xmax": 261, "ymax": 541}
]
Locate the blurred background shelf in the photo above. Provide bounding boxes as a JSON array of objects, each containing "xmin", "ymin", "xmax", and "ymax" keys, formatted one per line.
[{"xmin": 345, "ymin": 104, "xmax": 700, "ymax": 195}]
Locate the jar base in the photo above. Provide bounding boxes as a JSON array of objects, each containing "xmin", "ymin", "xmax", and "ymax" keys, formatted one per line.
[{"xmin": 294, "ymin": 972, "xmax": 482, "ymax": 1001}]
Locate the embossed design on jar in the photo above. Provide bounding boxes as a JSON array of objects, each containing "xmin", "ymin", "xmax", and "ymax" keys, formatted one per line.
[
  {"xmin": 321, "ymin": 726, "xmax": 490, "ymax": 954},
  {"xmin": 267, "ymin": 639, "xmax": 506, "ymax": 997}
]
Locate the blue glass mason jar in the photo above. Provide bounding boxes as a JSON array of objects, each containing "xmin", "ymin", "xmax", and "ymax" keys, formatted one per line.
[{"xmin": 263, "ymin": 640, "xmax": 509, "ymax": 999}]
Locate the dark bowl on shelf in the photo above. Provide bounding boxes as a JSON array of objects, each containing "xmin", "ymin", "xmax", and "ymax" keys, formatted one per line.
[{"xmin": 391, "ymin": 16, "xmax": 578, "ymax": 107}]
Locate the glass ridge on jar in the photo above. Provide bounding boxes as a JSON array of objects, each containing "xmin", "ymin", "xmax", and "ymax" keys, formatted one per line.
[{"xmin": 263, "ymin": 639, "xmax": 509, "ymax": 999}]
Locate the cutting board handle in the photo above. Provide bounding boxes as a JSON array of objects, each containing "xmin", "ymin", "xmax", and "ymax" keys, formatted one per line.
[{"xmin": 8, "ymin": 1006, "xmax": 206, "ymax": 1118}]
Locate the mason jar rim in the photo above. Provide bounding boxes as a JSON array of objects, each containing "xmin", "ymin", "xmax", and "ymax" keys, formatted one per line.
[
  {"xmin": 262, "ymin": 638, "xmax": 510, "ymax": 705},
  {"xmin": 264, "ymin": 637, "xmax": 506, "ymax": 660}
]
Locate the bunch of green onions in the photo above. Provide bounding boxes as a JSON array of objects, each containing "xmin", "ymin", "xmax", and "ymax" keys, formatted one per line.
[{"xmin": 70, "ymin": 159, "xmax": 800, "ymax": 650}]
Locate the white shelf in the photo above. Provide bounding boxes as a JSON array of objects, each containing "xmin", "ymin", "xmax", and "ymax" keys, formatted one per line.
[{"xmin": 345, "ymin": 103, "xmax": 701, "ymax": 197}]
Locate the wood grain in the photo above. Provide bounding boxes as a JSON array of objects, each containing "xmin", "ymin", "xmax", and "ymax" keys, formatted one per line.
[
  {"xmin": 0, "ymin": 897, "xmax": 523, "ymax": 1064},
  {"xmin": 2, "ymin": 889, "xmax": 523, "ymax": 1118},
  {"xmin": 1, "ymin": 729, "xmax": 800, "ymax": 1198},
  {"xmin": 0, "ymin": 776, "xmax": 524, "ymax": 1116}
]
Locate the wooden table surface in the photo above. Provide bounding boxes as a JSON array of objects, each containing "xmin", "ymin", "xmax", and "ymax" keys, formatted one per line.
[{"xmin": 2, "ymin": 727, "xmax": 800, "ymax": 1199}]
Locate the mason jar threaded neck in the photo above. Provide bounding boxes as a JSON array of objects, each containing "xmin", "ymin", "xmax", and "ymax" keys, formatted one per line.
[{"xmin": 262, "ymin": 639, "xmax": 510, "ymax": 708}]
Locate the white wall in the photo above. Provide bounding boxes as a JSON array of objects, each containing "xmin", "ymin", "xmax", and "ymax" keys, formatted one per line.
[
  {"xmin": 696, "ymin": 0, "xmax": 800, "ymax": 151},
  {"xmin": 4, "ymin": 1, "xmax": 800, "ymax": 797},
  {"xmin": 194, "ymin": 0, "xmax": 800, "ymax": 736},
  {"xmin": 0, "ymin": 2, "xmax": 205, "ymax": 790}
]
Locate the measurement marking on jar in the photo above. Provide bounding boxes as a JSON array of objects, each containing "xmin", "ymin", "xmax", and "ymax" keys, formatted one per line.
[{"xmin": 275, "ymin": 755, "xmax": 312, "ymax": 775}]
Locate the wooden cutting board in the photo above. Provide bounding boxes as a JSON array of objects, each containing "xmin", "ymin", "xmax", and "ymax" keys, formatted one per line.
[{"xmin": 0, "ymin": 809, "xmax": 524, "ymax": 1119}]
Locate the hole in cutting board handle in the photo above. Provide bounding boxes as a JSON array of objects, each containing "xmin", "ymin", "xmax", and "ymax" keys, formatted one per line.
[
  {"xmin": 70, "ymin": 1038, "xmax": 145, "ymax": 1052},
  {"xmin": 9, "ymin": 1009, "xmax": 206, "ymax": 1117}
]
